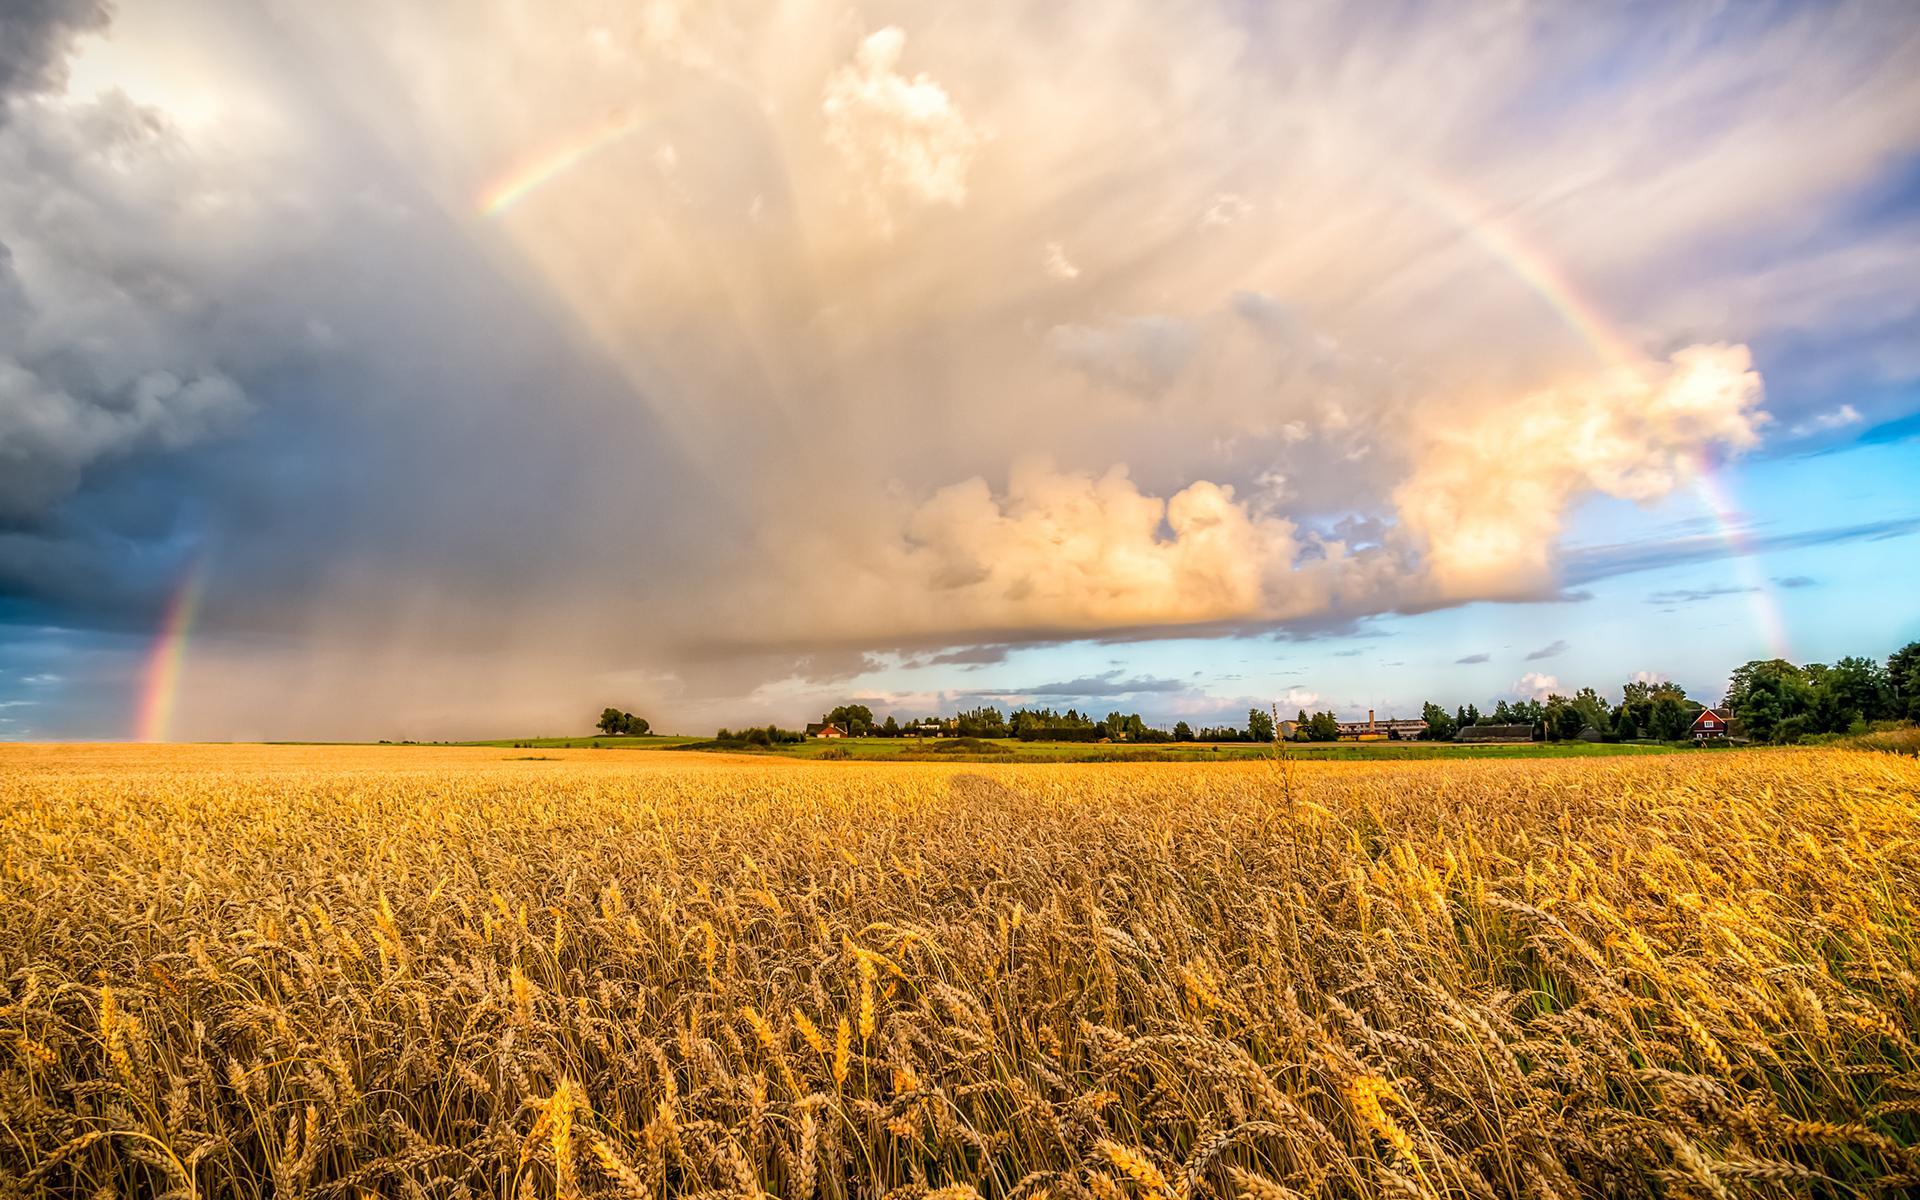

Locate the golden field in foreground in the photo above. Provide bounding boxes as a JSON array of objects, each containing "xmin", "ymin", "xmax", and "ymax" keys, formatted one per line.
[{"xmin": 2, "ymin": 745, "xmax": 1917, "ymax": 1199}]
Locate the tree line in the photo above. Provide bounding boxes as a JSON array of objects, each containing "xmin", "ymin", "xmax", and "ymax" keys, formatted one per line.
[
  {"xmin": 1401, "ymin": 640, "xmax": 1919, "ymax": 745},
  {"xmin": 808, "ymin": 703, "xmax": 1281, "ymax": 744},
  {"xmin": 604, "ymin": 640, "xmax": 1920, "ymax": 747}
]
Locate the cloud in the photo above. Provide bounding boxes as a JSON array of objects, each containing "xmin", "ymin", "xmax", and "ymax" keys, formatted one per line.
[
  {"xmin": 1772, "ymin": 575, "xmax": 1818, "ymax": 588},
  {"xmin": 1566, "ymin": 515, "xmax": 1920, "ymax": 584},
  {"xmin": 1042, "ymin": 241, "xmax": 1080, "ymax": 280},
  {"xmin": 0, "ymin": 361, "xmax": 249, "ymax": 519},
  {"xmin": 1788, "ymin": 403, "xmax": 1863, "ymax": 437},
  {"xmin": 1454, "ymin": 652, "xmax": 1491, "ymax": 664},
  {"xmin": 918, "ymin": 644, "xmax": 1017, "ymax": 667},
  {"xmin": 1514, "ymin": 672, "xmax": 1561, "ymax": 701},
  {"xmin": 822, "ymin": 26, "xmax": 980, "ymax": 225},
  {"xmin": 0, "ymin": 91, "xmax": 277, "ymax": 520},
  {"xmin": 1647, "ymin": 584, "xmax": 1758, "ymax": 605},
  {"xmin": 1394, "ymin": 344, "xmax": 1767, "ymax": 600},
  {"xmin": 0, "ymin": 0, "xmax": 109, "ymax": 103},
  {"xmin": 1200, "ymin": 192, "xmax": 1252, "ymax": 228},
  {"xmin": 960, "ymin": 669, "xmax": 1188, "ymax": 699},
  {"xmin": 1048, "ymin": 316, "xmax": 1197, "ymax": 396},
  {"xmin": 861, "ymin": 461, "xmax": 1309, "ymax": 635},
  {"xmin": 1524, "ymin": 639, "xmax": 1568, "ymax": 661}
]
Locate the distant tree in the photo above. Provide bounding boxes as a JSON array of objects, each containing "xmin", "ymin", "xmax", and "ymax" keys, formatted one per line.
[
  {"xmin": 1419, "ymin": 702, "xmax": 1455, "ymax": 741},
  {"xmin": 1543, "ymin": 696, "xmax": 1584, "ymax": 742},
  {"xmin": 824, "ymin": 705, "xmax": 875, "ymax": 735},
  {"xmin": 1813, "ymin": 655, "xmax": 1893, "ymax": 731},
  {"xmin": 1649, "ymin": 694, "xmax": 1693, "ymax": 741},
  {"xmin": 1247, "ymin": 707, "xmax": 1276, "ymax": 743},
  {"xmin": 1724, "ymin": 659, "xmax": 1814, "ymax": 743},
  {"xmin": 1619, "ymin": 678, "xmax": 1686, "ymax": 736},
  {"xmin": 880, "ymin": 715, "xmax": 900, "ymax": 737},
  {"xmin": 1125, "ymin": 713, "xmax": 1148, "ymax": 741},
  {"xmin": 1613, "ymin": 707, "xmax": 1640, "ymax": 740},
  {"xmin": 1571, "ymin": 687, "xmax": 1610, "ymax": 735},
  {"xmin": 1889, "ymin": 641, "xmax": 1920, "ymax": 720},
  {"xmin": 1302, "ymin": 711, "xmax": 1341, "ymax": 742},
  {"xmin": 957, "ymin": 706, "xmax": 1009, "ymax": 738},
  {"xmin": 1173, "ymin": 720, "xmax": 1195, "ymax": 742},
  {"xmin": 597, "ymin": 708, "xmax": 649, "ymax": 735}
]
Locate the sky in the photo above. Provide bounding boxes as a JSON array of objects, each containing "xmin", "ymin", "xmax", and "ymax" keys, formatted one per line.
[{"xmin": 1, "ymin": 0, "xmax": 1917, "ymax": 741}]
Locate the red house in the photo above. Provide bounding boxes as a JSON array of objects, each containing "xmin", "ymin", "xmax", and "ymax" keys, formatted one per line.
[
  {"xmin": 805, "ymin": 722, "xmax": 847, "ymax": 739},
  {"xmin": 1689, "ymin": 708, "xmax": 1730, "ymax": 741}
]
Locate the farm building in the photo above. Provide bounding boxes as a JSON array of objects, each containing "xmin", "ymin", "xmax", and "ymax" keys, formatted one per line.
[
  {"xmin": 1456, "ymin": 723, "xmax": 1534, "ymax": 743},
  {"xmin": 1689, "ymin": 708, "xmax": 1732, "ymax": 741},
  {"xmin": 804, "ymin": 722, "xmax": 847, "ymax": 739},
  {"xmin": 1335, "ymin": 710, "xmax": 1428, "ymax": 740}
]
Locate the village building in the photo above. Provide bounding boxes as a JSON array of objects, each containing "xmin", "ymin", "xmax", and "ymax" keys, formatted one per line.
[
  {"xmin": 804, "ymin": 722, "xmax": 846, "ymax": 739},
  {"xmin": 1334, "ymin": 710, "xmax": 1428, "ymax": 740},
  {"xmin": 1689, "ymin": 708, "xmax": 1732, "ymax": 741}
]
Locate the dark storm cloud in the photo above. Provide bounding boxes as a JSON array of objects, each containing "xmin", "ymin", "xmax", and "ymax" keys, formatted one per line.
[
  {"xmin": 0, "ymin": 0, "xmax": 110, "ymax": 103},
  {"xmin": 0, "ymin": 16, "xmax": 734, "ymax": 644}
]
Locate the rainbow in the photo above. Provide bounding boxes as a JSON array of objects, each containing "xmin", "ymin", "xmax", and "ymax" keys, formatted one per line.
[
  {"xmin": 1410, "ymin": 177, "xmax": 1645, "ymax": 375},
  {"xmin": 135, "ymin": 563, "xmax": 203, "ymax": 743},
  {"xmin": 1685, "ymin": 458, "xmax": 1794, "ymax": 661},
  {"xmin": 1412, "ymin": 175, "xmax": 1793, "ymax": 661},
  {"xmin": 478, "ymin": 109, "xmax": 642, "ymax": 216}
]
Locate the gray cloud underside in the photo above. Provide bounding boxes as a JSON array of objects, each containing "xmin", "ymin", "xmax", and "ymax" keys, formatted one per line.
[{"xmin": 0, "ymin": 1, "xmax": 109, "ymax": 102}]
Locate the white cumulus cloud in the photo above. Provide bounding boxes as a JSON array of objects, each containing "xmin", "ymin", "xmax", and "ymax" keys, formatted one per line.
[
  {"xmin": 1788, "ymin": 403, "xmax": 1862, "ymax": 437},
  {"xmin": 1514, "ymin": 672, "xmax": 1561, "ymax": 701},
  {"xmin": 823, "ymin": 26, "xmax": 981, "ymax": 227},
  {"xmin": 1395, "ymin": 344, "xmax": 1767, "ymax": 600}
]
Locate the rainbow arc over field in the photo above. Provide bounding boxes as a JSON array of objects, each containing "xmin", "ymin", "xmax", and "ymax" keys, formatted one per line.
[
  {"xmin": 135, "ymin": 563, "xmax": 203, "ymax": 743},
  {"xmin": 1416, "ymin": 176, "xmax": 1794, "ymax": 662}
]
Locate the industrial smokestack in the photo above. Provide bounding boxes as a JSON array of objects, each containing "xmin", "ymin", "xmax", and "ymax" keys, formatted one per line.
[{"xmin": 1369, "ymin": 708, "xmax": 1375, "ymax": 730}]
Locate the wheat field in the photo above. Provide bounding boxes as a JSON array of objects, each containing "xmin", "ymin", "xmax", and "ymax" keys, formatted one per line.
[{"xmin": 2, "ymin": 744, "xmax": 1916, "ymax": 1199}]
